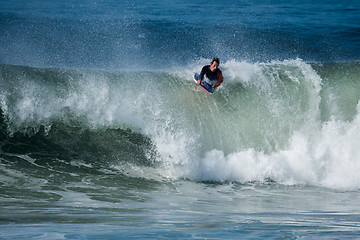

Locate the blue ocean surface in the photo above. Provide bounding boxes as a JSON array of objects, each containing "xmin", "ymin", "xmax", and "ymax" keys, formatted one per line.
[
  {"xmin": 1, "ymin": 0, "xmax": 360, "ymax": 239},
  {"xmin": 1, "ymin": 0, "xmax": 359, "ymax": 68}
]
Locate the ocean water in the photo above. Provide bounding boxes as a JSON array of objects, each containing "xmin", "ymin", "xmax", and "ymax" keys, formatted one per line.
[{"xmin": 1, "ymin": 0, "xmax": 360, "ymax": 239}]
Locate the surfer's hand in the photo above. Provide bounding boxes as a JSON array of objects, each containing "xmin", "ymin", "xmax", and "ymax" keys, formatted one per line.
[{"xmin": 197, "ymin": 80, "xmax": 201, "ymax": 85}]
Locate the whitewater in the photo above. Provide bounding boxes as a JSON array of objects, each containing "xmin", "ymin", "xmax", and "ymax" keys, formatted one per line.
[{"xmin": 1, "ymin": 59, "xmax": 360, "ymax": 189}]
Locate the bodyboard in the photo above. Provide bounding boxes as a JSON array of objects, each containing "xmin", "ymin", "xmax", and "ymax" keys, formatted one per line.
[{"xmin": 193, "ymin": 73, "xmax": 213, "ymax": 94}]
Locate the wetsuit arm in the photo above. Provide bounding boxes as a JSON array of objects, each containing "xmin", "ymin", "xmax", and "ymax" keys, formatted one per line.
[
  {"xmin": 199, "ymin": 66, "xmax": 208, "ymax": 81},
  {"xmin": 214, "ymin": 70, "xmax": 223, "ymax": 89}
]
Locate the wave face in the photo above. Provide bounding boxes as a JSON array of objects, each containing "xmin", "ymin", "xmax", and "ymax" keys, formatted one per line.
[{"xmin": 1, "ymin": 59, "xmax": 360, "ymax": 190}]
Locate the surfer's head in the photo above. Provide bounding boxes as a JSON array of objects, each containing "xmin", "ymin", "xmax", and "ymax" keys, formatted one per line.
[
  {"xmin": 211, "ymin": 57, "xmax": 220, "ymax": 65},
  {"xmin": 210, "ymin": 57, "xmax": 220, "ymax": 72}
]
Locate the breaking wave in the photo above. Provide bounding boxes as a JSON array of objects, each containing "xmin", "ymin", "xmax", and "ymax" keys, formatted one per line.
[{"xmin": 1, "ymin": 59, "xmax": 360, "ymax": 189}]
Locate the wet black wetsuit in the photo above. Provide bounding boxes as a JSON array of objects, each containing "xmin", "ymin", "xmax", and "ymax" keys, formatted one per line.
[{"xmin": 199, "ymin": 65, "xmax": 223, "ymax": 89}]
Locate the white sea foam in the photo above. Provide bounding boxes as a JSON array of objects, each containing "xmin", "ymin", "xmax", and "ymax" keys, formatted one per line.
[{"xmin": 195, "ymin": 111, "xmax": 360, "ymax": 190}]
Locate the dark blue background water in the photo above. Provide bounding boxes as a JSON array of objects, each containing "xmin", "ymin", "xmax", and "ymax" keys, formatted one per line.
[{"xmin": 1, "ymin": 0, "xmax": 359, "ymax": 69}]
